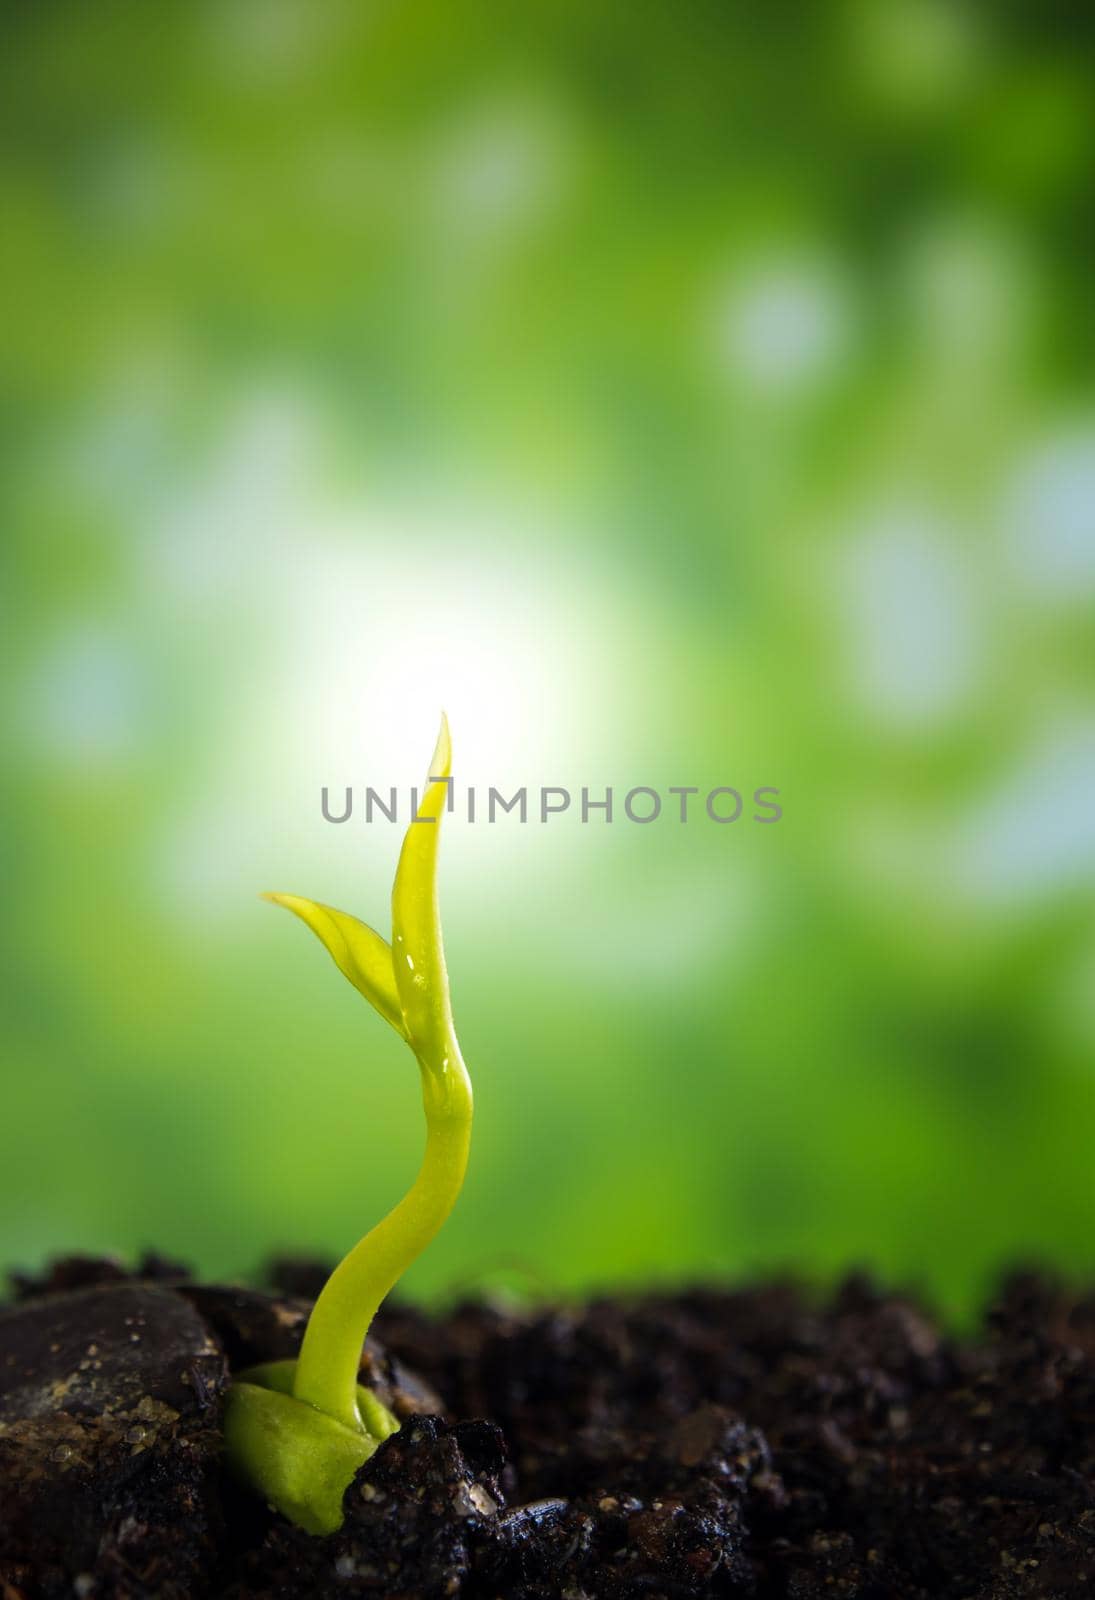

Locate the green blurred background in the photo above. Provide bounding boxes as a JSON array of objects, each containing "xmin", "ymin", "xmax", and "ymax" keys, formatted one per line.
[{"xmin": 3, "ymin": 1, "xmax": 1094, "ymax": 1321}]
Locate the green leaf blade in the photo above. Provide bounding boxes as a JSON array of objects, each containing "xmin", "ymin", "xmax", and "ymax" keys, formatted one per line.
[
  {"xmin": 264, "ymin": 892, "xmax": 406, "ymax": 1039},
  {"xmin": 390, "ymin": 713, "xmax": 454, "ymax": 1069}
]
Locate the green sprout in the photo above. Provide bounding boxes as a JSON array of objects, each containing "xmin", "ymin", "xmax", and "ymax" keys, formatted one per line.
[{"xmin": 223, "ymin": 716, "xmax": 472, "ymax": 1534}]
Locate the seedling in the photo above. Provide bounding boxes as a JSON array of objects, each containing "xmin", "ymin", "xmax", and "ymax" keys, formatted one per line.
[{"xmin": 223, "ymin": 717, "xmax": 472, "ymax": 1534}]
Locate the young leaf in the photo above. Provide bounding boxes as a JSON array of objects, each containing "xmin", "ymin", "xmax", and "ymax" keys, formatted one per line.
[
  {"xmin": 263, "ymin": 893, "xmax": 406, "ymax": 1040},
  {"xmin": 391, "ymin": 713, "xmax": 455, "ymax": 1074}
]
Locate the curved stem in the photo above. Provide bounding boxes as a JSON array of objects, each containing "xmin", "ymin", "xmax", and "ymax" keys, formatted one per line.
[{"xmin": 291, "ymin": 1049, "xmax": 472, "ymax": 1432}]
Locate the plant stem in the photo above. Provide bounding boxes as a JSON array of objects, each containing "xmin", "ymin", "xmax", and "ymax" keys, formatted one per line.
[{"xmin": 291, "ymin": 1050, "xmax": 472, "ymax": 1432}]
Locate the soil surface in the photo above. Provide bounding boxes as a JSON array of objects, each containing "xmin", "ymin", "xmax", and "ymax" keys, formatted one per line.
[{"xmin": 2, "ymin": 1256, "xmax": 1093, "ymax": 1598}]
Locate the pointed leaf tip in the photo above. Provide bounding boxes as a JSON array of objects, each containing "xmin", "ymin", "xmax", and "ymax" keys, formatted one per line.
[{"xmin": 431, "ymin": 713, "xmax": 452, "ymax": 783}]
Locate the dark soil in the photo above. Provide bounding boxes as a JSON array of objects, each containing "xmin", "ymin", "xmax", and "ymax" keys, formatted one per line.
[{"xmin": 3, "ymin": 1257, "xmax": 1094, "ymax": 1598}]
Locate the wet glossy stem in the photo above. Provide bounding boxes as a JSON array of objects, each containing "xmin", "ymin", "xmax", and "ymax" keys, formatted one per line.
[{"xmin": 291, "ymin": 1056, "xmax": 472, "ymax": 1433}]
